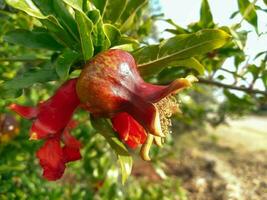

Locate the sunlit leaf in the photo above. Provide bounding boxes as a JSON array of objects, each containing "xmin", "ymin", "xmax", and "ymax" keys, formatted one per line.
[
  {"xmin": 262, "ymin": 70, "xmax": 267, "ymax": 89},
  {"xmin": 63, "ymin": 0, "xmax": 83, "ymax": 11},
  {"xmin": 119, "ymin": 0, "xmax": 148, "ymax": 32},
  {"xmin": 7, "ymin": 0, "xmax": 78, "ymax": 49},
  {"xmin": 4, "ymin": 29, "xmax": 63, "ymax": 50},
  {"xmin": 75, "ymin": 10, "xmax": 94, "ymax": 61},
  {"xmin": 199, "ymin": 0, "xmax": 214, "ymax": 28},
  {"xmin": 237, "ymin": 0, "xmax": 258, "ymax": 31},
  {"xmin": 104, "ymin": 24, "xmax": 121, "ymax": 47},
  {"xmin": 164, "ymin": 19, "xmax": 188, "ymax": 34},
  {"xmin": 6, "ymin": 0, "xmax": 45, "ymax": 18},
  {"xmin": 87, "ymin": 10, "xmax": 110, "ymax": 53},
  {"xmin": 136, "ymin": 29, "xmax": 231, "ymax": 77},
  {"xmin": 103, "ymin": 0, "xmax": 127, "ymax": 23}
]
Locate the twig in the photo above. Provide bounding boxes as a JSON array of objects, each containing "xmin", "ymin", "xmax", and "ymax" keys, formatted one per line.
[{"xmin": 198, "ymin": 77, "xmax": 267, "ymax": 96}]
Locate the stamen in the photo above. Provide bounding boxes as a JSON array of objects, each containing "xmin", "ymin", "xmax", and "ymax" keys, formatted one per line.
[
  {"xmin": 140, "ymin": 134, "xmax": 154, "ymax": 161},
  {"xmin": 154, "ymin": 95, "xmax": 180, "ymax": 136}
]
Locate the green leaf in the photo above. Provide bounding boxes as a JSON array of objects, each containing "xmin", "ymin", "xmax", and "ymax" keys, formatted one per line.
[
  {"xmin": 248, "ymin": 64, "xmax": 260, "ymax": 79},
  {"xmin": 103, "ymin": 0, "xmax": 127, "ymax": 23},
  {"xmin": 4, "ymin": 29, "xmax": 63, "ymax": 50},
  {"xmin": 237, "ymin": 0, "xmax": 258, "ymax": 31},
  {"xmin": 87, "ymin": 10, "xmax": 110, "ymax": 52},
  {"xmin": 6, "ymin": 0, "xmax": 45, "ymax": 18},
  {"xmin": 42, "ymin": 19, "xmax": 78, "ymax": 49},
  {"xmin": 264, "ymin": 0, "xmax": 267, "ymax": 5},
  {"xmin": 262, "ymin": 70, "xmax": 267, "ymax": 89},
  {"xmin": 62, "ymin": 0, "xmax": 83, "ymax": 11},
  {"xmin": 7, "ymin": 0, "xmax": 78, "ymax": 49},
  {"xmin": 92, "ymin": 0, "xmax": 107, "ymax": 14},
  {"xmin": 91, "ymin": 118, "xmax": 133, "ymax": 185},
  {"xmin": 31, "ymin": 0, "xmax": 54, "ymax": 15},
  {"xmin": 199, "ymin": 0, "xmax": 214, "ymax": 28},
  {"xmin": 136, "ymin": 29, "xmax": 231, "ymax": 77},
  {"xmin": 164, "ymin": 19, "xmax": 188, "ymax": 34},
  {"xmin": 0, "ymin": 68, "xmax": 58, "ymax": 99},
  {"xmin": 119, "ymin": 0, "xmax": 148, "ymax": 32},
  {"xmin": 52, "ymin": 0, "xmax": 80, "ymax": 41},
  {"xmin": 75, "ymin": 10, "xmax": 94, "ymax": 61},
  {"xmin": 55, "ymin": 49, "xmax": 80, "ymax": 81},
  {"xmin": 103, "ymin": 24, "xmax": 121, "ymax": 47},
  {"xmin": 136, "ymin": 55, "xmax": 204, "ymax": 76}
]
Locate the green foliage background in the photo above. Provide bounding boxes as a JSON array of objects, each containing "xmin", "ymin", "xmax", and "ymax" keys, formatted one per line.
[{"xmin": 0, "ymin": 0, "xmax": 266, "ymax": 199}]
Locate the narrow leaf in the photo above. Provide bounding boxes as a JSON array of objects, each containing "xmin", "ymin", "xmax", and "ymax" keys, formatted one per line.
[
  {"xmin": 237, "ymin": 0, "xmax": 258, "ymax": 31},
  {"xmin": 7, "ymin": 0, "xmax": 77, "ymax": 49},
  {"xmin": 0, "ymin": 68, "xmax": 58, "ymax": 99},
  {"xmin": 75, "ymin": 10, "xmax": 94, "ymax": 61},
  {"xmin": 92, "ymin": 0, "xmax": 107, "ymax": 14},
  {"xmin": 136, "ymin": 29, "xmax": 231, "ymax": 77},
  {"xmin": 52, "ymin": 0, "xmax": 80, "ymax": 41},
  {"xmin": 6, "ymin": 0, "xmax": 45, "ymax": 18},
  {"xmin": 103, "ymin": 24, "xmax": 121, "ymax": 47},
  {"xmin": 103, "ymin": 0, "xmax": 127, "ymax": 23},
  {"xmin": 144, "ymin": 58, "xmax": 205, "ymax": 76},
  {"xmin": 55, "ymin": 49, "xmax": 80, "ymax": 81},
  {"xmin": 4, "ymin": 29, "xmax": 63, "ymax": 50},
  {"xmin": 62, "ymin": 0, "xmax": 83, "ymax": 11},
  {"xmin": 199, "ymin": 0, "xmax": 214, "ymax": 28},
  {"xmin": 119, "ymin": 0, "xmax": 148, "ymax": 32},
  {"xmin": 91, "ymin": 118, "xmax": 133, "ymax": 185}
]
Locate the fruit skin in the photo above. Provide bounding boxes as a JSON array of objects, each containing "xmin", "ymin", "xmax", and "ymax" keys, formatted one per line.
[
  {"xmin": 77, "ymin": 49, "xmax": 137, "ymax": 117},
  {"xmin": 77, "ymin": 49, "xmax": 194, "ymax": 138}
]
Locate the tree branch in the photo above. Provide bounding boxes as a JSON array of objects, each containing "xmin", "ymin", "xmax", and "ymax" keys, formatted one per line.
[{"xmin": 198, "ymin": 77, "xmax": 267, "ymax": 96}]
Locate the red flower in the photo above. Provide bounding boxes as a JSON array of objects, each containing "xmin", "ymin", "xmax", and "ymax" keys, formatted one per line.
[
  {"xmin": 36, "ymin": 121, "xmax": 81, "ymax": 181},
  {"xmin": 111, "ymin": 112, "xmax": 147, "ymax": 149},
  {"xmin": 76, "ymin": 49, "xmax": 197, "ymax": 160},
  {"xmin": 10, "ymin": 79, "xmax": 81, "ymax": 180}
]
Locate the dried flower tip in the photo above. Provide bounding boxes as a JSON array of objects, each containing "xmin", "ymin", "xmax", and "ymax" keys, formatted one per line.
[{"xmin": 155, "ymin": 95, "xmax": 180, "ymax": 136}]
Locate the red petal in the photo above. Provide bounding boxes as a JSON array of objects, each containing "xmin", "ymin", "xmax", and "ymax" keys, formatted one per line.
[
  {"xmin": 36, "ymin": 137, "xmax": 65, "ymax": 181},
  {"xmin": 62, "ymin": 129, "xmax": 81, "ymax": 149},
  {"xmin": 9, "ymin": 104, "xmax": 38, "ymax": 119},
  {"xmin": 112, "ymin": 112, "xmax": 147, "ymax": 148},
  {"xmin": 63, "ymin": 146, "xmax": 81, "ymax": 162},
  {"xmin": 61, "ymin": 121, "xmax": 82, "ymax": 162},
  {"xmin": 31, "ymin": 79, "xmax": 80, "ymax": 139}
]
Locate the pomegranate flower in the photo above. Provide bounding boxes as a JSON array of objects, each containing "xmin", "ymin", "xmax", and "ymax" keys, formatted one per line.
[
  {"xmin": 10, "ymin": 49, "xmax": 197, "ymax": 180},
  {"xmin": 10, "ymin": 79, "xmax": 81, "ymax": 180},
  {"xmin": 76, "ymin": 49, "xmax": 197, "ymax": 160}
]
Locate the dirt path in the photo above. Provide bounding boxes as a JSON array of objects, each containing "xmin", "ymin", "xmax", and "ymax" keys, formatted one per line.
[
  {"xmin": 175, "ymin": 115, "xmax": 267, "ymax": 200},
  {"xmin": 132, "ymin": 115, "xmax": 267, "ymax": 199}
]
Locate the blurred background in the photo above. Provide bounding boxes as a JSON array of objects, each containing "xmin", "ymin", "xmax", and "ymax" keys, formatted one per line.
[{"xmin": 1, "ymin": 0, "xmax": 267, "ymax": 199}]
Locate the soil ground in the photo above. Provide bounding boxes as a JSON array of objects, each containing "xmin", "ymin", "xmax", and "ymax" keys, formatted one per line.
[{"xmin": 133, "ymin": 115, "xmax": 267, "ymax": 200}]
